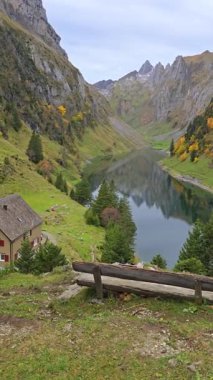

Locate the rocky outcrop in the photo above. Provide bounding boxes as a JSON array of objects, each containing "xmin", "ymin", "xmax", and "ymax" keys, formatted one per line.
[
  {"xmin": 96, "ymin": 51, "xmax": 213, "ymax": 130},
  {"xmin": 0, "ymin": 0, "xmax": 110, "ymax": 143},
  {"xmin": 139, "ymin": 60, "xmax": 153, "ymax": 75},
  {"xmin": 0, "ymin": 0, "xmax": 67, "ymax": 57},
  {"xmin": 150, "ymin": 62, "xmax": 165, "ymax": 86},
  {"xmin": 94, "ymin": 79, "xmax": 115, "ymax": 91}
]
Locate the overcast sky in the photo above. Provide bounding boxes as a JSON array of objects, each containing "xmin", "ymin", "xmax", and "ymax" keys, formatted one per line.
[{"xmin": 43, "ymin": 0, "xmax": 213, "ymax": 83}]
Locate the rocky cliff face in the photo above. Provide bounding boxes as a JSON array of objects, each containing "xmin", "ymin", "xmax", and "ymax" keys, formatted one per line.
[
  {"xmin": 0, "ymin": 0, "xmax": 66, "ymax": 56},
  {"xmin": 0, "ymin": 0, "xmax": 109, "ymax": 142},
  {"xmin": 139, "ymin": 60, "xmax": 153, "ymax": 75},
  {"xmin": 95, "ymin": 51, "xmax": 213, "ymax": 131}
]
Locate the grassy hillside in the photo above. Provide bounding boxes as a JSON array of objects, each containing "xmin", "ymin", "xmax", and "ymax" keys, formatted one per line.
[
  {"xmin": 0, "ymin": 120, "xmax": 132, "ymax": 261},
  {"xmin": 0, "ymin": 271, "xmax": 212, "ymax": 379},
  {"xmin": 0, "ymin": 9, "xmax": 111, "ymax": 152}
]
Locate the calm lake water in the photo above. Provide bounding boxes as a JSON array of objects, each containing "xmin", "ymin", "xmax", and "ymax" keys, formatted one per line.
[{"xmin": 90, "ymin": 149, "xmax": 213, "ymax": 268}]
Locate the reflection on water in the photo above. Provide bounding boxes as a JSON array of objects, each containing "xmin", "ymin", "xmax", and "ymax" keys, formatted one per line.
[{"xmin": 89, "ymin": 149, "xmax": 213, "ymax": 268}]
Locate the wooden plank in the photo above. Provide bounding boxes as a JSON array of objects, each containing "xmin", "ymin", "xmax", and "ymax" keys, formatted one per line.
[
  {"xmin": 76, "ymin": 273, "xmax": 213, "ymax": 303},
  {"xmin": 73, "ymin": 262, "xmax": 213, "ymax": 291},
  {"xmin": 194, "ymin": 280, "xmax": 203, "ymax": 305},
  {"xmin": 93, "ymin": 266, "xmax": 103, "ymax": 299}
]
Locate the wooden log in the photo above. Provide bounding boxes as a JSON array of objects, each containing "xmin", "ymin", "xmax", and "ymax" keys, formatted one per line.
[
  {"xmin": 93, "ymin": 266, "xmax": 103, "ymax": 299},
  {"xmin": 73, "ymin": 262, "xmax": 213, "ymax": 291},
  {"xmin": 77, "ymin": 275, "xmax": 199, "ymax": 302},
  {"xmin": 194, "ymin": 280, "xmax": 203, "ymax": 305},
  {"xmin": 76, "ymin": 274, "xmax": 213, "ymax": 303}
]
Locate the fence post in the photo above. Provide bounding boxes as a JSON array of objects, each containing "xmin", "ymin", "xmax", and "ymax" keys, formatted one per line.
[
  {"xmin": 93, "ymin": 266, "xmax": 103, "ymax": 299},
  {"xmin": 194, "ymin": 280, "xmax": 202, "ymax": 305}
]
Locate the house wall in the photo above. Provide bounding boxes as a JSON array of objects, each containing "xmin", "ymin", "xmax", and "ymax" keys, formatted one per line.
[
  {"xmin": 0, "ymin": 231, "xmax": 11, "ymax": 266},
  {"xmin": 0, "ymin": 224, "xmax": 42, "ymax": 267}
]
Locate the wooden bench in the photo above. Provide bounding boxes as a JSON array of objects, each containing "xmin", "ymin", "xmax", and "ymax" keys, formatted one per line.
[{"xmin": 72, "ymin": 262, "xmax": 213, "ymax": 304}]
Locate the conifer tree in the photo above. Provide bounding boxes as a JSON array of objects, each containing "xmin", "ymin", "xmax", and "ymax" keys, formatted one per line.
[
  {"xmin": 170, "ymin": 138, "xmax": 175, "ymax": 157},
  {"xmin": 34, "ymin": 242, "xmax": 67, "ymax": 274},
  {"xmin": 93, "ymin": 180, "xmax": 118, "ymax": 217},
  {"xmin": 26, "ymin": 132, "xmax": 44, "ymax": 163},
  {"xmin": 63, "ymin": 179, "xmax": 68, "ymax": 195},
  {"xmin": 178, "ymin": 220, "xmax": 205, "ymax": 262},
  {"xmin": 101, "ymin": 223, "xmax": 134, "ymax": 264},
  {"xmin": 12, "ymin": 105, "xmax": 22, "ymax": 132},
  {"xmin": 118, "ymin": 197, "xmax": 136, "ymax": 247},
  {"xmin": 175, "ymin": 217, "xmax": 213, "ymax": 276},
  {"xmin": 55, "ymin": 172, "xmax": 64, "ymax": 191},
  {"xmin": 73, "ymin": 178, "xmax": 92, "ymax": 205},
  {"xmin": 15, "ymin": 239, "xmax": 34, "ymax": 273}
]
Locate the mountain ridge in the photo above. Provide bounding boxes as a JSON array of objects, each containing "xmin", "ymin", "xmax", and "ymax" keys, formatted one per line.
[{"xmin": 94, "ymin": 51, "xmax": 213, "ymax": 132}]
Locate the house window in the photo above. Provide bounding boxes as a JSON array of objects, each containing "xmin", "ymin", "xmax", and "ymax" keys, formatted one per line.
[
  {"xmin": 0, "ymin": 254, "xmax": 8, "ymax": 262},
  {"xmin": 0, "ymin": 240, "xmax": 4, "ymax": 247}
]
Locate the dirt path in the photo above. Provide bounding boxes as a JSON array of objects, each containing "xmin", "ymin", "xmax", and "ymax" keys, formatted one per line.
[{"xmin": 42, "ymin": 231, "xmax": 57, "ymax": 244}]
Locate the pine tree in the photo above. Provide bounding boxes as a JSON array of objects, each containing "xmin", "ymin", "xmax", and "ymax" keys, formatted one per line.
[
  {"xmin": 55, "ymin": 172, "xmax": 64, "ymax": 191},
  {"xmin": 15, "ymin": 239, "xmax": 34, "ymax": 273},
  {"xmin": 26, "ymin": 132, "xmax": 44, "ymax": 163},
  {"xmin": 176, "ymin": 217, "xmax": 213, "ymax": 276},
  {"xmin": 73, "ymin": 178, "xmax": 92, "ymax": 205},
  {"xmin": 101, "ymin": 223, "xmax": 134, "ymax": 264},
  {"xmin": 34, "ymin": 242, "xmax": 67, "ymax": 274},
  {"xmin": 118, "ymin": 197, "xmax": 136, "ymax": 247},
  {"xmin": 151, "ymin": 254, "xmax": 167, "ymax": 269},
  {"xmin": 70, "ymin": 188, "xmax": 76, "ymax": 200},
  {"xmin": 202, "ymin": 214, "xmax": 213, "ymax": 276},
  {"xmin": 178, "ymin": 220, "xmax": 205, "ymax": 262},
  {"xmin": 63, "ymin": 179, "xmax": 68, "ymax": 195},
  {"xmin": 11, "ymin": 105, "xmax": 22, "ymax": 132},
  {"xmin": 93, "ymin": 180, "xmax": 118, "ymax": 217},
  {"xmin": 170, "ymin": 139, "xmax": 175, "ymax": 157}
]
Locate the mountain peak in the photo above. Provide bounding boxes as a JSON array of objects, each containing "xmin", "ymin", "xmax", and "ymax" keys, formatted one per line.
[
  {"xmin": 139, "ymin": 60, "xmax": 153, "ymax": 75},
  {"xmin": 0, "ymin": 0, "xmax": 67, "ymax": 57}
]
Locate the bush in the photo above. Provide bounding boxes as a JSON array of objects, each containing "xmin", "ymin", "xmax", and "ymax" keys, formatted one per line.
[
  {"xmin": 151, "ymin": 254, "xmax": 167, "ymax": 269},
  {"xmin": 174, "ymin": 257, "xmax": 206, "ymax": 275},
  {"xmin": 84, "ymin": 208, "xmax": 100, "ymax": 226},
  {"xmin": 34, "ymin": 242, "xmax": 68, "ymax": 274},
  {"xmin": 16, "ymin": 240, "xmax": 67, "ymax": 275}
]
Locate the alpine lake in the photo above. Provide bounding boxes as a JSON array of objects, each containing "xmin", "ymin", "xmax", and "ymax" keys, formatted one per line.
[{"xmin": 89, "ymin": 149, "xmax": 213, "ymax": 268}]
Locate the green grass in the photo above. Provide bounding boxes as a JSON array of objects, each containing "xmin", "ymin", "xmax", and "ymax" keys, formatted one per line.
[
  {"xmin": 0, "ymin": 272, "xmax": 212, "ymax": 379},
  {"xmin": 163, "ymin": 155, "xmax": 213, "ymax": 190},
  {"xmin": 0, "ymin": 117, "xmax": 133, "ymax": 261},
  {"xmin": 151, "ymin": 140, "xmax": 170, "ymax": 150},
  {"xmin": 0, "ymin": 163, "xmax": 105, "ymax": 261}
]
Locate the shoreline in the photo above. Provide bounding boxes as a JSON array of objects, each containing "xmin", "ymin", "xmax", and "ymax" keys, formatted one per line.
[{"xmin": 160, "ymin": 162, "xmax": 213, "ymax": 195}]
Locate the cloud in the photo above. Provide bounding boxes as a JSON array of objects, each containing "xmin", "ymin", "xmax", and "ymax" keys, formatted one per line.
[{"xmin": 43, "ymin": 0, "xmax": 213, "ymax": 83}]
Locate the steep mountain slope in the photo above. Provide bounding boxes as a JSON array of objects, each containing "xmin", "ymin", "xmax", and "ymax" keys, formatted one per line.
[
  {"xmin": 0, "ymin": 0, "xmax": 135, "ymax": 260},
  {"xmin": 0, "ymin": 0, "xmax": 136, "ymax": 183},
  {"xmin": 0, "ymin": 0, "xmax": 66, "ymax": 56},
  {"xmin": 95, "ymin": 51, "xmax": 213, "ymax": 137},
  {"xmin": 0, "ymin": 0, "xmax": 113, "ymax": 147}
]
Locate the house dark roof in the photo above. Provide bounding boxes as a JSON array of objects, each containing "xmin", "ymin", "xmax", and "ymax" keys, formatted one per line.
[{"xmin": 0, "ymin": 194, "xmax": 42, "ymax": 242}]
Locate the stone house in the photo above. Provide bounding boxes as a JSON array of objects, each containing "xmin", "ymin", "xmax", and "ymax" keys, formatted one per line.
[{"xmin": 0, "ymin": 194, "xmax": 42, "ymax": 266}]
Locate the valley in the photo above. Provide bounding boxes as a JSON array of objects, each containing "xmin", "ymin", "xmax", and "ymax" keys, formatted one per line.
[{"xmin": 0, "ymin": 1, "xmax": 212, "ymax": 379}]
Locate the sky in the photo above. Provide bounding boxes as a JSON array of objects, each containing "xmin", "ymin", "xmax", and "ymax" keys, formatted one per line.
[{"xmin": 42, "ymin": 0, "xmax": 213, "ymax": 83}]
